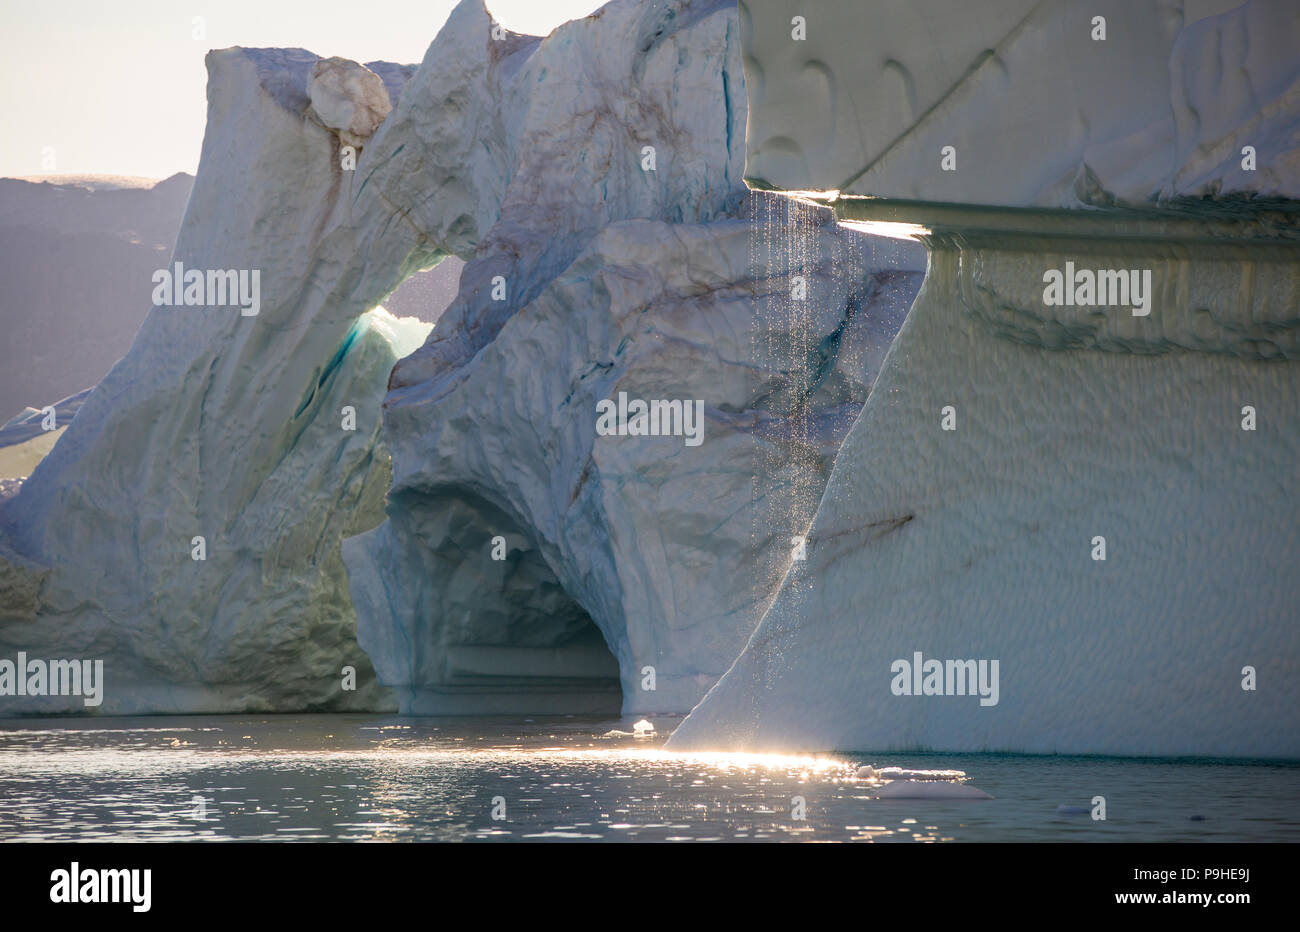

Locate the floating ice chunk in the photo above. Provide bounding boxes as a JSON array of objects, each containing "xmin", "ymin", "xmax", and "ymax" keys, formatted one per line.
[
  {"xmin": 871, "ymin": 780, "xmax": 993, "ymax": 800},
  {"xmin": 875, "ymin": 767, "xmax": 967, "ymax": 780},
  {"xmin": 604, "ymin": 719, "xmax": 657, "ymax": 739},
  {"xmin": 854, "ymin": 765, "xmax": 969, "ymax": 781}
]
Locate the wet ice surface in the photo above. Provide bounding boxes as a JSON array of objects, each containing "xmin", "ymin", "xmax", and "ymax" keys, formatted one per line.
[{"xmin": 0, "ymin": 715, "xmax": 1296, "ymax": 842}]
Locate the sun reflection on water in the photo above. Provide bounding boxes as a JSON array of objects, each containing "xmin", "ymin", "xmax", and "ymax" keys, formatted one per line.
[{"xmin": 1, "ymin": 715, "xmax": 1296, "ymax": 843}]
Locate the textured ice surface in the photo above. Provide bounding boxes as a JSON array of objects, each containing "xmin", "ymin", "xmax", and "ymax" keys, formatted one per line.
[
  {"xmin": 0, "ymin": 39, "xmax": 435, "ymax": 713},
  {"xmin": 666, "ymin": 0, "xmax": 1300, "ymax": 758},
  {"xmin": 669, "ymin": 229, "xmax": 1300, "ymax": 756},
  {"xmin": 343, "ymin": 0, "xmax": 926, "ymax": 714},
  {"xmin": 348, "ymin": 209, "xmax": 922, "ymax": 713},
  {"xmin": 0, "ymin": 0, "xmax": 919, "ymax": 715},
  {"xmin": 738, "ymin": 0, "xmax": 1300, "ymax": 205},
  {"xmin": 307, "ymin": 57, "xmax": 393, "ymax": 147}
]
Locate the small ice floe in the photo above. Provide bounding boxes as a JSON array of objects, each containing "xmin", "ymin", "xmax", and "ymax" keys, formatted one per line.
[
  {"xmin": 853, "ymin": 764, "xmax": 991, "ymax": 799},
  {"xmin": 876, "ymin": 767, "xmax": 967, "ymax": 780},
  {"xmin": 602, "ymin": 719, "xmax": 657, "ymax": 738},
  {"xmin": 871, "ymin": 779, "xmax": 993, "ymax": 800},
  {"xmin": 853, "ymin": 765, "xmax": 967, "ymax": 781}
]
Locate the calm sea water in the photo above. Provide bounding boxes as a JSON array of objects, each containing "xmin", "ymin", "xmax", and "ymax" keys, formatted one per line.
[{"xmin": 0, "ymin": 714, "xmax": 1296, "ymax": 842}]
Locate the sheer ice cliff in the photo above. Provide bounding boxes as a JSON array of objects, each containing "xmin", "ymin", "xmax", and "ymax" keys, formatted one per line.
[
  {"xmin": 0, "ymin": 0, "xmax": 921, "ymax": 713},
  {"xmin": 668, "ymin": 0, "xmax": 1300, "ymax": 756}
]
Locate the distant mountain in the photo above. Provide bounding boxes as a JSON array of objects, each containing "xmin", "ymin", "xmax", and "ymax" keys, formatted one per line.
[{"xmin": 0, "ymin": 173, "xmax": 194, "ymax": 422}]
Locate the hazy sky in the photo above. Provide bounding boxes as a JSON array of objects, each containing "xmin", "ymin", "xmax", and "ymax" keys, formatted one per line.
[{"xmin": 0, "ymin": 0, "xmax": 607, "ymax": 180}]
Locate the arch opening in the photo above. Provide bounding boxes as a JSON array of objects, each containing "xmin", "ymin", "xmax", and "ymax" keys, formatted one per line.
[{"xmin": 385, "ymin": 486, "xmax": 623, "ymax": 715}]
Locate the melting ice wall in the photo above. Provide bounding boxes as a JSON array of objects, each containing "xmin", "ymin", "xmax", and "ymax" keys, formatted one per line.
[{"xmin": 669, "ymin": 0, "xmax": 1300, "ymax": 755}]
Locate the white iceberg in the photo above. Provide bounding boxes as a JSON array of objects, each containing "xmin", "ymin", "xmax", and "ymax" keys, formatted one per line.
[
  {"xmin": 0, "ymin": 0, "xmax": 920, "ymax": 716},
  {"xmin": 667, "ymin": 0, "xmax": 1300, "ymax": 757}
]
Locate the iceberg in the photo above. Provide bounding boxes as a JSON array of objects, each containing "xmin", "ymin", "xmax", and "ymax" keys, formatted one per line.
[
  {"xmin": 0, "ymin": 38, "xmax": 440, "ymax": 712},
  {"xmin": 667, "ymin": 0, "xmax": 1300, "ymax": 756},
  {"xmin": 4, "ymin": 0, "xmax": 1291, "ymax": 754},
  {"xmin": 0, "ymin": 0, "xmax": 921, "ymax": 715},
  {"xmin": 341, "ymin": 0, "xmax": 925, "ymax": 715}
]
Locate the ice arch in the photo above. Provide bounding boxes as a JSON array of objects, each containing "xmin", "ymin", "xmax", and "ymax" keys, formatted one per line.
[{"xmin": 0, "ymin": 0, "xmax": 921, "ymax": 716}]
